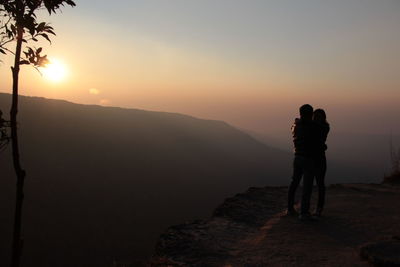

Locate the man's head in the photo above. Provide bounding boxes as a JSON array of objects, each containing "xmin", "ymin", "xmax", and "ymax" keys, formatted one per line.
[{"xmin": 299, "ymin": 104, "xmax": 313, "ymax": 120}]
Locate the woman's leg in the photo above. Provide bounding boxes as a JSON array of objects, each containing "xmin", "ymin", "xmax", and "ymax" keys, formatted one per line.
[{"xmin": 315, "ymin": 156, "xmax": 327, "ymax": 214}]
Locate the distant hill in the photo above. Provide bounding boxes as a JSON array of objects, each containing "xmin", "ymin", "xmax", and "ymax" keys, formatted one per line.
[{"xmin": 0, "ymin": 93, "xmax": 290, "ymax": 267}]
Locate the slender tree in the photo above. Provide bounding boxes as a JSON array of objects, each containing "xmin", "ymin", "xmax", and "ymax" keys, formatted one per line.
[{"xmin": 0, "ymin": 1, "xmax": 75, "ymax": 266}]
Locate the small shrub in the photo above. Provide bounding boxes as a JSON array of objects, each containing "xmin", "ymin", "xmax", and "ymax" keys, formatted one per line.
[{"xmin": 383, "ymin": 139, "xmax": 400, "ymax": 184}]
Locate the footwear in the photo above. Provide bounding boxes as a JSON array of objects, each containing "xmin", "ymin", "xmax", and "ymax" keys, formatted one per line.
[
  {"xmin": 299, "ymin": 213, "xmax": 318, "ymax": 221},
  {"xmin": 286, "ymin": 208, "xmax": 298, "ymax": 216},
  {"xmin": 313, "ymin": 211, "xmax": 322, "ymax": 217},
  {"xmin": 313, "ymin": 208, "xmax": 323, "ymax": 217}
]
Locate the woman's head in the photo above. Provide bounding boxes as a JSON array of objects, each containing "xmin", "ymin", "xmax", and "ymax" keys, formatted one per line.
[{"xmin": 313, "ymin": 109, "xmax": 327, "ymax": 123}]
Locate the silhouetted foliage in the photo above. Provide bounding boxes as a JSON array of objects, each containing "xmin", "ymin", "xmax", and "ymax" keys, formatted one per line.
[
  {"xmin": 0, "ymin": 109, "xmax": 11, "ymax": 151},
  {"xmin": 383, "ymin": 138, "xmax": 400, "ymax": 184},
  {"xmin": 390, "ymin": 140, "xmax": 400, "ymax": 176},
  {"xmin": 0, "ymin": 1, "xmax": 75, "ymax": 266},
  {"xmin": 1, "ymin": 0, "xmax": 75, "ymax": 67},
  {"xmin": 384, "ymin": 139, "xmax": 400, "ymax": 184}
]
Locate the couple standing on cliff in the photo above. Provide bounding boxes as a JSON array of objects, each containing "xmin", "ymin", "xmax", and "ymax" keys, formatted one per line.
[{"xmin": 287, "ymin": 104, "xmax": 330, "ymax": 220}]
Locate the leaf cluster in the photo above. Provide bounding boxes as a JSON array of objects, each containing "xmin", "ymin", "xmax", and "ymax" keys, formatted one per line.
[
  {"xmin": 0, "ymin": 0, "xmax": 75, "ymax": 66},
  {"xmin": 0, "ymin": 0, "xmax": 76, "ymax": 16},
  {"xmin": 20, "ymin": 46, "xmax": 47, "ymax": 66}
]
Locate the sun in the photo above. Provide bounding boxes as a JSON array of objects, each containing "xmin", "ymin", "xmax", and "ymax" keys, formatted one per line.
[{"xmin": 42, "ymin": 59, "xmax": 67, "ymax": 82}]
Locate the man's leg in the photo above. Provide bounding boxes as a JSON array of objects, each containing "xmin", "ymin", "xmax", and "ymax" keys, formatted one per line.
[
  {"xmin": 288, "ymin": 156, "xmax": 302, "ymax": 212},
  {"xmin": 300, "ymin": 157, "xmax": 315, "ymax": 215},
  {"xmin": 315, "ymin": 156, "xmax": 327, "ymax": 214}
]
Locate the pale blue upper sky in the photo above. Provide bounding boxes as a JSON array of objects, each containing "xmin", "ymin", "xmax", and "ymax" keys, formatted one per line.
[
  {"xmin": 74, "ymin": 0, "xmax": 400, "ymax": 68},
  {"xmin": 55, "ymin": 0, "xmax": 400, "ymax": 93}
]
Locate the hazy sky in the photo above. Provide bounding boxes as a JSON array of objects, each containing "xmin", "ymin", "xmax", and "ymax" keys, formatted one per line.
[{"xmin": 1, "ymin": 0, "xmax": 399, "ymax": 134}]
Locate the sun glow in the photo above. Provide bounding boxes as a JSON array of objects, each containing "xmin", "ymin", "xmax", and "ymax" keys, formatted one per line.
[{"xmin": 42, "ymin": 59, "xmax": 67, "ymax": 82}]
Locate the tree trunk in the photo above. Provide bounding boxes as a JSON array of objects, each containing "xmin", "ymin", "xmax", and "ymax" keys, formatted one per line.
[{"xmin": 10, "ymin": 24, "xmax": 26, "ymax": 267}]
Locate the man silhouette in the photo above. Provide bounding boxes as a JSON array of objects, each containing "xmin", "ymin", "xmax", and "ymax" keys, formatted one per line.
[{"xmin": 287, "ymin": 104, "xmax": 316, "ymax": 220}]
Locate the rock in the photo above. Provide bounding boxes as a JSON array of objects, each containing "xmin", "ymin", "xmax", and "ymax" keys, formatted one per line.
[
  {"xmin": 383, "ymin": 173, "xmax": 400, "ymax": 185},
  {"xmin": 152, "ymin": 184, "xmax": 400, "ymax": 266},
  {"xmin": 151, "ymin": 186, "xmax": 288, "ymax": 266},
  {"xmin": 359, "ymin": 238, "xmax": 400, "ymax": 266},
  {"xmin": 212, "ymin": 187, "xmax": 287, "ymax": 227}
]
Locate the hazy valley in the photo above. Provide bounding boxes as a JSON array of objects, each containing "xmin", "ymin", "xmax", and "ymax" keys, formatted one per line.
[
  {"xmin": 0, "ymin": 93, "xmax": 289, "ymax": 266},
  {"xmin": 0, "ymin": 93, "xmax": 397, "ymax": 266}
]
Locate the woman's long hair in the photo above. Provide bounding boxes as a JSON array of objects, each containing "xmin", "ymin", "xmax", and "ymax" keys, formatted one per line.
[{"xmin": 313, "ymin": 108, "xmax": 327, "ymax": 124}]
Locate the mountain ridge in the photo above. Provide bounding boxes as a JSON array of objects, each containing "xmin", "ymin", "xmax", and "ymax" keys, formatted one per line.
[{"xmin": 0, "ymin": 93, "xmax": 290, "ymax": 266}]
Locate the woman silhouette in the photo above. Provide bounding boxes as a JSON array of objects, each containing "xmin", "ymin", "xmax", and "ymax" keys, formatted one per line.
[{"xmin": 313, "ymin": 109, "xmax": 330, "ymax": 216}]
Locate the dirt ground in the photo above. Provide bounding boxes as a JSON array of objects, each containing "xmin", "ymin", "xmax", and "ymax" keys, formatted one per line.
[
  {"xmin": 152, "ymin": 183, "xmax": 400, "ymax": 266},
  {"xmin": 226, "ymin": 184, "xmax": 400, "ymax": 266}
]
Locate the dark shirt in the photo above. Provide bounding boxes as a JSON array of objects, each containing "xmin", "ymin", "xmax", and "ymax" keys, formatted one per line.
[
  {"xmin": 314, "ymin": 121, "xmax": 330, "ymax": 156},
  {"xmin": 291, "ymin": 118, "xmax": 330, "ymax": 158},
  {"xmin": 291, "ymin": 118, "xmax": 317, "ymax": 157}
]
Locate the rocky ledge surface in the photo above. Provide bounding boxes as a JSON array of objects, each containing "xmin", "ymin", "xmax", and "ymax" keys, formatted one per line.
[{"xmin": 151, "ymin": 184, "xmax": 400, "ymax": 266}]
